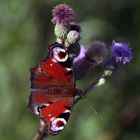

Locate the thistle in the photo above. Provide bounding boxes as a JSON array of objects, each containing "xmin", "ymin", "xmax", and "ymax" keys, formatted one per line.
[
  {"xmin": 73, "ymin": 41, "xmax": 108, "ymax": 80},
  {"xmin": 52, "ymin": 4, "xmax": 75, "ymax": 42},
  {"xmin": 112, "ymin": 42, "xmax": 132, "ymax": 64},
  {"xmin": 52, "ymin": 4, "xmax": 75, "ymax": 26},
  {"xmin": 52, "ymin": 4, "xmax": 81, "ymax": 48}
]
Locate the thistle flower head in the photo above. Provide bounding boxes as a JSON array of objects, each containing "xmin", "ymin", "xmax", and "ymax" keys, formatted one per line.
[
  {"xmin": 52, "ymin": 4, "xmax": 75, "ymax": 25},
  {"xmin": 112, "ymin": 42, "xmax": 132, "ymax": 64},
  {"xmin": 86, "ymin": 41, "xmax": 108, "ymax": 64}
]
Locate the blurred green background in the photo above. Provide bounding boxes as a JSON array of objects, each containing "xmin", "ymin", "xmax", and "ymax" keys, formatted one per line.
[{"xmin": 0, "ymin": 0, "xmax": 140, "ymax": 140}]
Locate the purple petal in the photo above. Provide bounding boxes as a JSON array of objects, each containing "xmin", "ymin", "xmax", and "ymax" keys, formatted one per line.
[
  {"xmin": 73, "ymin": 45, "xmax": 87, "ymax": 62},
  {"xmin": 52, "ymin": 4, "xmax": 75, "ymax": 25},
  {"xmin": 112, "ymin": 42, "xmax": 133, "ymax": 64}
]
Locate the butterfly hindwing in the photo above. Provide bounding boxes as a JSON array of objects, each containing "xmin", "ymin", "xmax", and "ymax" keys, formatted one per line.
[{"xmin": 39, "ymin": 97, "xmax": 73, "ymax": 135}]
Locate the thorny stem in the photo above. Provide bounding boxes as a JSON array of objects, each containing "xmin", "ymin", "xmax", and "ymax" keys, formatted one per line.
[
  {"xmin": 74, "ymin": 73, "xmax": 104, "ymax": 105},
  {"xmin": 74, "ymin": 58, "xmax": 117, "ymax": 105}
]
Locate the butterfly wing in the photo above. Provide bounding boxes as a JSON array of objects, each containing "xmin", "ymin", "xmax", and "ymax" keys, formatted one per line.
[
  {"xmin": 39, "ymin": 97, "xmax": 73, "ymax": 135},
  {"xmin": 28, "ymin": 57, "xmax": 78, "ymax": 113},
  {"xmin": 31, "ymin": 58, "xmax": 74, "ymax": 90},
  {"xmin": 28, "ymin": 43, "xmax": 78, "ymax": 135},
  {"xmin": 28, "ymin": 86, "xmax": 77, "ymax": 114},
  {"xmin": 28, "ymin": 91, "xmax": 73, "ymax": 135}
]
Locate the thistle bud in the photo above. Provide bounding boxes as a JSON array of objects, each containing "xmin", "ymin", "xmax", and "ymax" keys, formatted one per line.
[
  {"xmin": 67, "ymin": 30, "xmax": 80, "ymax": 45},
  {"xmin": 86, "ymin": 41, "xmax": 108, "ymax": 64},
  {"xmin": 54, "ymin": 23, "xmax": 69, "ymax": 40}
]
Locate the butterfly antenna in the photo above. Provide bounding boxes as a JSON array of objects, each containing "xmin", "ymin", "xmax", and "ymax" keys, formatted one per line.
[
  {"xmin": 82, "ymin": 96, "xmax": 98, "ymax": 115},
  {"xmin": 77, "ymin": 90, "xmax": 98, "ymax": 115}
]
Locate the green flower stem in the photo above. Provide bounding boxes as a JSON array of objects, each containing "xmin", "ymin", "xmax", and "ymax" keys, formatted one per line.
[{"xmin": 74, "ymin": 69, "xmax": 113, "ymax": 105}]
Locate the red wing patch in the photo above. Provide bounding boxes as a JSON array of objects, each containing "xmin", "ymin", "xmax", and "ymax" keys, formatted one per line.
[
  {"xmin": 40, "ymin": 97, "xmax": 72, "ymax": 121},
  {"xmin": 42, "ymin": 59, "xmax": 73, "ymax": 83},
  {"xmin": 31, "ymin": 58, "xmax": 73, "ymax": 90}
]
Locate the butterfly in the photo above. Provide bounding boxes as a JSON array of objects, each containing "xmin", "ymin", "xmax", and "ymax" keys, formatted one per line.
[{"xmin": 28, "ymin": 42, "xmax": 79, "ymax": 135}]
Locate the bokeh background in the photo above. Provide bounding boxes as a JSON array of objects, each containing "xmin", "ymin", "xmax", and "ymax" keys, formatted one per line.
[{"xmin": 0, "ymin": 0, "xmax": 140, "ymax": 140}]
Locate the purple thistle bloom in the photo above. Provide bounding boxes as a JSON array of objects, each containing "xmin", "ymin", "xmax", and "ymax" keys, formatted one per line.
[
  {"xmin": 74, "ymin": 45, "xmax": 87, "ymax": 63},
  {"xmin": 52, "ymin": 4, "xmax": 75, "ymax": 25},
  {"xmin": 112, "ymin": 42, "xmax": 132, "ymax": 64},
  {"xmin": 87, "ymin": 41, "xmax": 107, "ymax": 64}
]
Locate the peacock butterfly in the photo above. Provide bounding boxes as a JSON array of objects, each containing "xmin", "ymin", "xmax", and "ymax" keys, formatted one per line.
[{"xmin": 28, "ymin": 42, "xmax": 79, "ymax": 135}]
